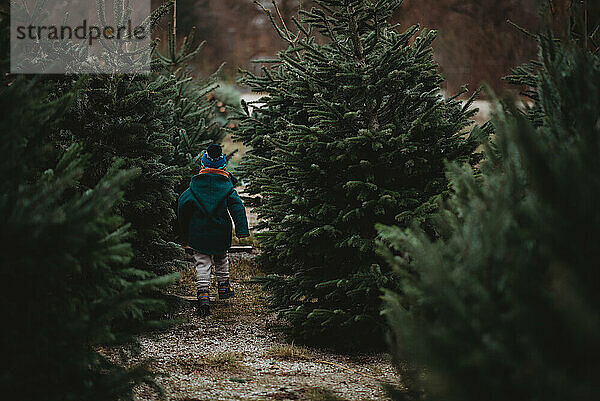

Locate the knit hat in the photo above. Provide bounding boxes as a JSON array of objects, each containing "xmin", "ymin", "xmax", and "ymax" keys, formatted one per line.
[{"xmin": 201, "ymin": 144, "xmax": 226, "ymax": 169}]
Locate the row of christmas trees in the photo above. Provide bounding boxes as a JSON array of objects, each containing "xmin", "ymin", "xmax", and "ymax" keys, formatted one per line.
[
  {"xmin": 381, "ymin": 30, "xmax": 600, "ymax": 400},
  {"xmin": 237, "ymin": 2, "xmax": 599, "ymax": 400},
  {"xmin": 3, "ymin": 0, "xmax": 599, "ymax": 399},
  {"xmin": 1, "ymin": 1, "xmax": 237, "ymax": 398}
]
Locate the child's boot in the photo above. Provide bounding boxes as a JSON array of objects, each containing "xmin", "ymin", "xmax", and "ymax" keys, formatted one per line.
[
  {"xmin": 218, "ymin": 279, "xmax": 234, "ymax": 300},
  {"xmin": 197, "ymin": 289, "xmax": 210, "ymax": 316}
]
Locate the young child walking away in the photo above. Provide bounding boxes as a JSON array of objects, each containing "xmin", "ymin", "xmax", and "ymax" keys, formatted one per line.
[{"xmin": 178, "ymin": 144, "xmax": 249, "ymax": 316}]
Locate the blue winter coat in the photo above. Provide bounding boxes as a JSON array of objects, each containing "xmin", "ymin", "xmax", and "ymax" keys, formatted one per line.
[{"xmin": 178, "ymin": 168, "xmax": 249, "ymax": 255}]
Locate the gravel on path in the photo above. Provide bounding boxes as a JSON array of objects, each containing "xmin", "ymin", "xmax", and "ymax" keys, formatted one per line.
[{"xmin": 132, "ymin": 253, "xmax": 400, "ymax": 401}]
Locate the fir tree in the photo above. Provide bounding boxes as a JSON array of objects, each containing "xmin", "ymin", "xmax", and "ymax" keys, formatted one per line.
[
  {"xmin": 153, "ymin": 22, "xmax": 227, "ymax": 195},
  {"xmin": 379, "ymin": 14, "xmax": 600, "ymax": 401},
  {"xmin": 235, "ymin": 0, "xmax": 482, "ymax": 345},
  {"xmin": 55, "ymin": 72, "xmax": 184, "ymax": 273},
  {"xmin": 0, "ymin": 74, "xmax": 175, "ymax": 400},
  {"xmin": 53, "ymin": 0, "xmax": 227, "ymax": 273}
]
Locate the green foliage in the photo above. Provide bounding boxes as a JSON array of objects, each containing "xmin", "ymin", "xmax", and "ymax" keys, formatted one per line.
[
  {"xmin": 55, "ymin": 73, "xmax": 185, "ymax": 273},
  {"xmin": 153, "ymin": 24, "xmax": 230, "ymax": 193},
  {"xmin": 0, "ymin": 75, "xmax": 176, "ymax": 400},
  {"xmin": 10, "ymin": 0, "xmax": 171, "ymax": 74},
  {"xmin": 379, "ymin": 30, "xmax": 600, "ymax": 401},
  {"xmin": 236, "ymin": 0, "xmax": 482, "ymax": 346},
  {"xmin": 155, "ymin": 67, "xmax": 226, "ymax": 195},
  {"xmin": 52, "ymin": 1, "xmax": 230, "ymax": 273},
  {"xmin": 1, "ymin": 3, "xmax": 225, "ymax": 398}
]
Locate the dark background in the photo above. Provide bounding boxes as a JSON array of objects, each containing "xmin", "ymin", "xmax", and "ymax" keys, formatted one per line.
[{"xmin": 152, "ymin": 0, "xmax": 543, "ymax": 94}]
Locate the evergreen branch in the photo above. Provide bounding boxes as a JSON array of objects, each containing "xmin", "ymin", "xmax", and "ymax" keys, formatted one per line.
[
  {"xmin": 507, "ymin": 19, "xmax": 537, "ymax": 39},
  {"xmin": 292, "ymin": 16, "xmax": 312, "ymax": 38},
  {"xmin": 346, "ymin": 3, "xmax": 365, "ymax": 62},
  {"xmin": 310, "ymin": 8, "xmax": 347, "ymax": 55},
  {"xmin": 272, "ymin": 0, "xmax": 293, "ymax": 41},
  {"xmin": 461, "ymin": 86, "xmax": 482, "ymax": 114},
  {"xmin": 253, "ymin": 0, "xmax": 295, "ymax": 45}
]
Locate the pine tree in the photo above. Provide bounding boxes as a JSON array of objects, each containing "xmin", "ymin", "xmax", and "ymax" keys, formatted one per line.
[
  {"xmin": 235, "ymin": 0, "xmax": 482, "ymax": 346},
  {"xmin": 53, "ymin": 0, "xmax": 227, "ymax": 273},
  {"xmin": 0, "ymin": 74, "xmax": 175, "ymax": 401},
  {"xmin": 378, "ymin": 12, "xmax": 600, "ymax": 401},
  {"xmin": 153, "ymin": 22, "xmax": 227, "ymax": 195},
  {"xmin": 55, "ymin": 72, "xmax": 185, "ymax": 273}
]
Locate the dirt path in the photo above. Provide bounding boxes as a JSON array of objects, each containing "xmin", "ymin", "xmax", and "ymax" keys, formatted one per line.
[{"xmin": 133, "ymin": 253, "xmax": 400, "ymax": 401}]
